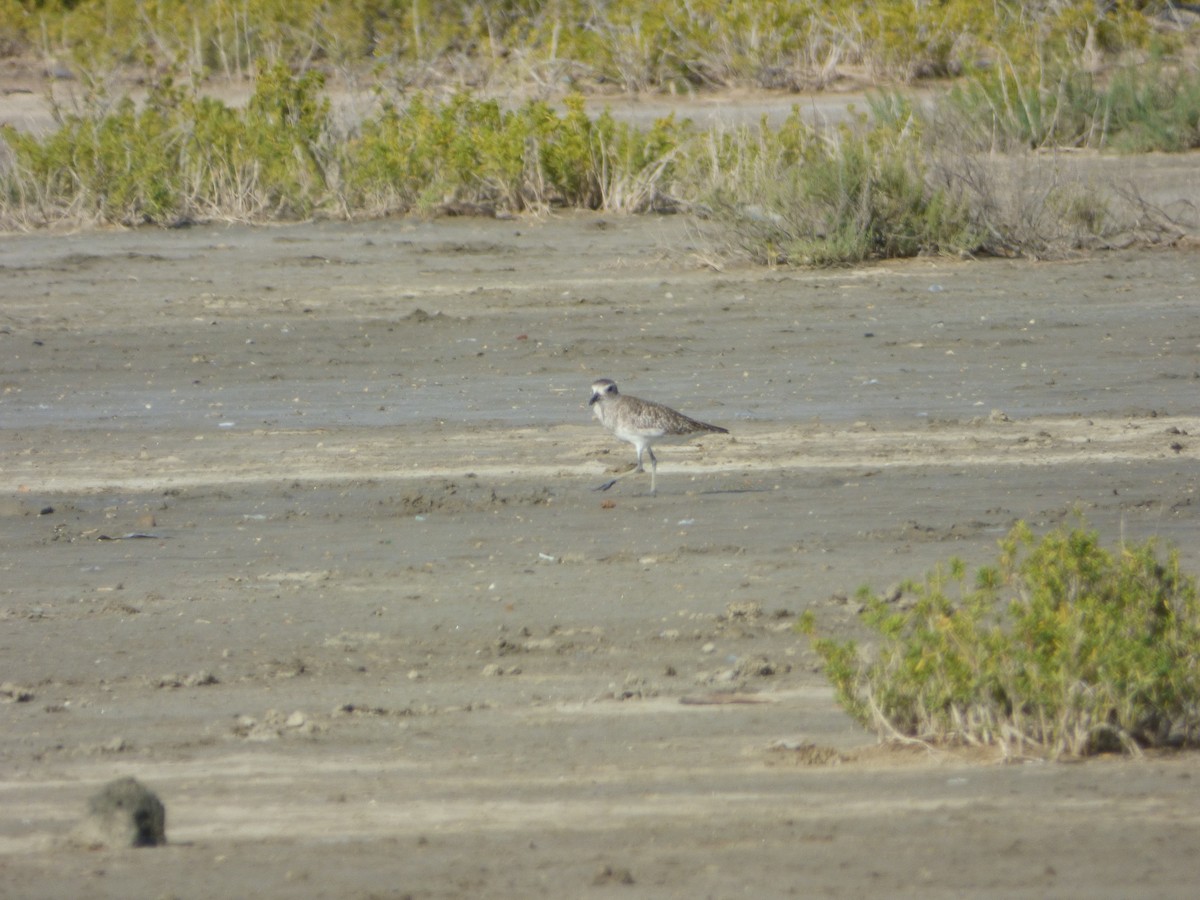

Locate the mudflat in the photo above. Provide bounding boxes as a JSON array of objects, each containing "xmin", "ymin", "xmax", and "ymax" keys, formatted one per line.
[{"xmin": 1, "ymin": 210, "xmax": 1198, "ymax": 897}]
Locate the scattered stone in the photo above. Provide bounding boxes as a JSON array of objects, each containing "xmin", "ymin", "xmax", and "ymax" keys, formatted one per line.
[
  {"xmin": 592, "ymin": 864, "xmax": 635, "ymax": 886},
  {"xmin": 153, "ymin": 671, "xmax": 219, "ymax": 689},
  {"xmin": 493, "ymin": 638, "xmax": 522, "ymax": 657},
  {"xmin": 732, "ymin": 655, "xmax": 785, "ymax": 678},
  {"xmin": 334, "ymin": 702, "xmax": 409, "ymax": 718},
  {"xmin": 285, "ymin": 710, "xmax": 308, "ymax": 729},
  {"xmin": 99, "ymin": 736, "xmax": 130, "ymax": 754},
  {"xmin": 75, "ymin": 777, "xmax": 166, "ymax": 848},
  {"xmin": 404, "ymin": 307, "xmax": 451, "ymax": 323},
  {"xmin": 724, "ymin": 600, "xmax": 762, "ymax": 621},
  {"xmin": 276, "ymin": 710, "xmax": 321, "ymax": 734},
  {"xmin": 605, "ymin": 672, "xmax": 656, "ymax": 701},
  {"xmin": 0, "ymin": 681, "xmax": 34, "ymax": 703},
  {"xmin": 247, "ymin": 724, "xmax": 280, "ymax": 742},
  {"xmin": 767, "ymin": 739, "xmax": 844, "ymax": 766},
  {"xmin": 243, "ymin": 708, "xmax": 322, "ymax": 736}
]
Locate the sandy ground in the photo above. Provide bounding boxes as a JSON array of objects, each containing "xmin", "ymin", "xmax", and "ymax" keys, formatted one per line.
[{"xmin": 1, "ymin": 205, "xmax": 1199, "ymax": 898}]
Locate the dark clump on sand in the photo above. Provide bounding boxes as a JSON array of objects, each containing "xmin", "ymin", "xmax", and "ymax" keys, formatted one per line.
[{"xmin": 76, "ymin": 777, "xmax": 166, "ymax": 848}]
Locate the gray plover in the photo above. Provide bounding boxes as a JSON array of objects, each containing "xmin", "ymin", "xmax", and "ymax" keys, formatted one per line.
[{"xmin": 588, "ymin": 378, "xmax": 729, "ymax": 495}]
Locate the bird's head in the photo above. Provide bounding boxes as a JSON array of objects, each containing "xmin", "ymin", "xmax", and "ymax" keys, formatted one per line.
[{"xmin": 589, "ymin": 378, "xmax": 619, "ymax": 406}]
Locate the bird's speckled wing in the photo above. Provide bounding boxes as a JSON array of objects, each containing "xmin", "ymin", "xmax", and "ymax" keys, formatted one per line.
[{"xmin": 624, "ymin": 396, "xmax": 727, "ymax": 436}]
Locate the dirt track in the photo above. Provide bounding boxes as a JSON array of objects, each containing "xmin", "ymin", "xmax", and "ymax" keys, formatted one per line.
[{"xmin": 2, "ymin": 211, "xmax": 1199, "ymax": 897}]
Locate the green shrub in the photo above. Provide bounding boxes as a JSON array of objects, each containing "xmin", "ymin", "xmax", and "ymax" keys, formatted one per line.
[
  {"xmin": 0, "ymin": 60, "xmax": 1185, "ymax": 250},
  {"xmin": 341, "ymin": 91, "xmax": 686, "ymax": 214},
  {"xmin": 941, "ymin": 58, "xmax": 1200, "ymax": 153},
  {"xmin": 0, "ymin": 68, "xmax": 689, "ymax": 225},
  {"xmin": 699, "ymin": 107, "xmax": 981, "ymax": 265},
  {"xmin": 801, "ymin": 521, "xmax": 1200, "ymax": 758},
  {"xmin": 0, "ymin": 62, "xmax": 335, "ymax": 224},
  {"xmin": 7, "ymin": 1, "xmax": 1170, "ymax": 91},
  {"xmin": 1104, "ymin": 62, "xmax": 1200, "ymax": 153},
  {"xmin": 344, "ymin": 92, "xmax": 525, "ymax": 213},
  {"xmin": 1, "ymin": 83, "xmax": 185, "ymax": 224}
]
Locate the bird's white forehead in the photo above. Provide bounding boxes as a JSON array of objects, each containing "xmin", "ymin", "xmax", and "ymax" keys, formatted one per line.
[{"xmin": 591, "ymin": 378, "xmax": 617, "ymax": 392}]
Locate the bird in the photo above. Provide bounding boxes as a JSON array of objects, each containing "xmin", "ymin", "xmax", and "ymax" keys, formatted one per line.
[{"xmin": 588, "ymin": 378, "xmax": 729, "ymax": 495}]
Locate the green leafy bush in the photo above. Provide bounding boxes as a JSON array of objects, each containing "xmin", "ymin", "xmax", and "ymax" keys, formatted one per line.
[
  {"xmin": 940, "ymin": 58, "xmax": 1200, "ymax": 152},
  {"xmin": 1, "ymin": 83, "xmax": 185, "ymax": 224},
  {"xmin": 0, "ymin": 62, "xmax": 1184, "ymax": 254},
  {"xmin": 801, "ymin": 521, "xmax": 1200, "ymax": 758},
  {"xmin": 7, "ymin": 1, "xmax": 1171, "ymax": 92},
  {"xmin": 698, "ymin": 108, "xmax": 982, "ymax": 265},
  {"xmin": 0, "ymin": 68, "xmax": 688, "ymax": 225},
  {"xmin": 0, "ymin": 62, "xmax": 334, "ymax": 224},
  {"xmin": 1103, "ymin": 62, "xmax": 1200, "ymax": 153},
  {"xmin": 342, "ymin": 90, "xmax": 685, "ymax": 214}
]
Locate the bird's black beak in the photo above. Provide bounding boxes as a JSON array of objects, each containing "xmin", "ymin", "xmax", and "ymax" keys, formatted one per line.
[{"xmin": 588, "ymin": 394, "xmax": 598, "ymax": 406}]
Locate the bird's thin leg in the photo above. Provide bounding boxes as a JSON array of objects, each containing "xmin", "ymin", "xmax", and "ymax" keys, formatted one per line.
[
  {"xmin": 648, "ymin": 448, "xmax": 658, "ymax": 496},
  {"xmin": 593, "ymin": 467, "xmax": 639, "ymax": 492},
  {"xmin": 593, "ymin": 447, "xmax": 646, "ymax": 492}
]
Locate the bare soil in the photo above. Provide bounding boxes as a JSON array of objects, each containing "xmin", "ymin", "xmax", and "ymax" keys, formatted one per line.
[{"xmin": 2, "ymin": 206, "xmax": 1199, "ymax": 898}]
